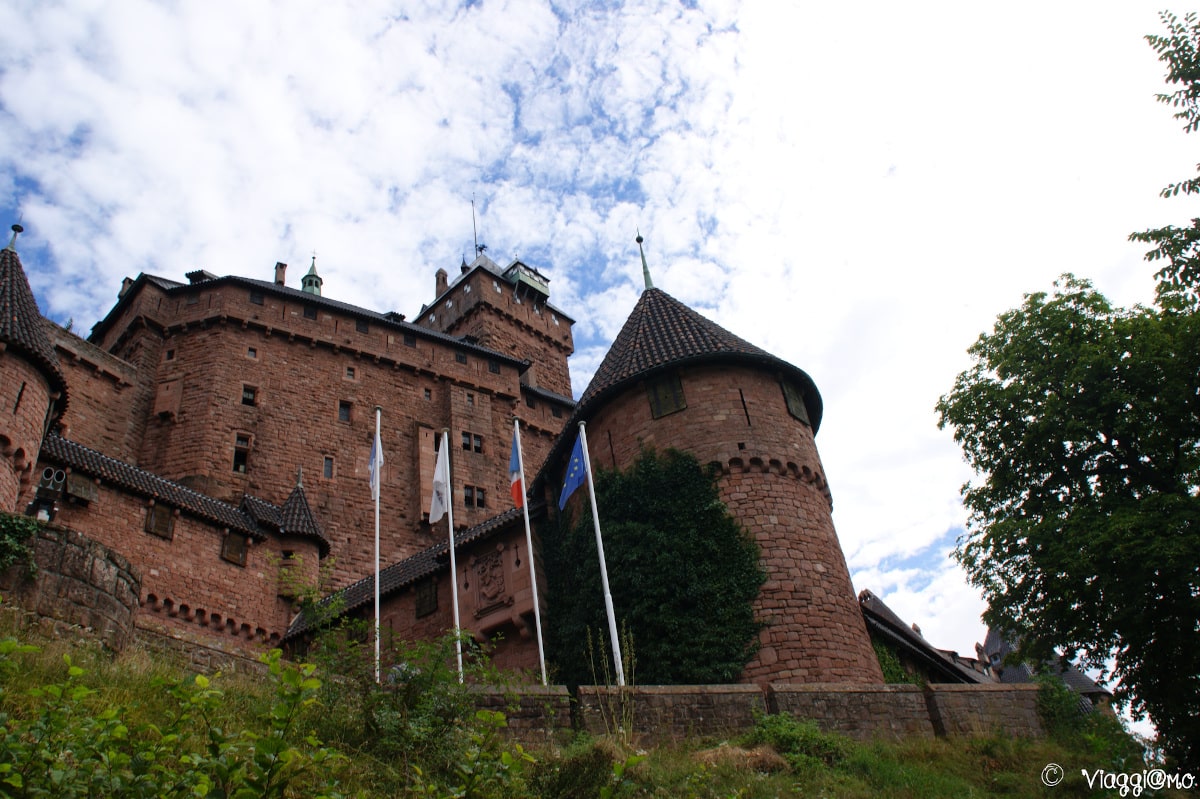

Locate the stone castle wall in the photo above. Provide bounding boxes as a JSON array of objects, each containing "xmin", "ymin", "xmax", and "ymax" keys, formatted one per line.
[
  {"xmin": 582, "ymin": 363, "xmax": 882, "ymax": 685},
  {"xmin": 0, "ymin": 352, "xmax": 53, "ymax": 512}
]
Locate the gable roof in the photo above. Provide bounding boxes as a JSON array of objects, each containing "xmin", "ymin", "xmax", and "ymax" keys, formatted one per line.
[
  {"xmin": 0, "ymin": 245, "xmax": 68, "ymax": 408},
  {"xmin": 39, "ymin": 433, "xmax": 327, "ymax": 552},
  {"xmin": 859, "ymin": 589, "xmax": 991, "ymax": 684}
]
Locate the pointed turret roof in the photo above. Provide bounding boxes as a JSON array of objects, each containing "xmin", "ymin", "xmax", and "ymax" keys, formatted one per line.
[
  {"xmin": 576, "ymin": 287, "xmax": 822, "ymax": 429},
  {"xmin": 279, "ymin": 480, "xmax": 329, "ymax": 553},
  {"xmin": 0, "ymin": 231, "xmax": 68, "ymax": 408}
]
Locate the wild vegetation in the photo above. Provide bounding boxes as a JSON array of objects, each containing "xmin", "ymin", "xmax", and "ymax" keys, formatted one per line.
[{"xmin": 0, "ymin": 611, "xmax": 1184, "ymax": 799}]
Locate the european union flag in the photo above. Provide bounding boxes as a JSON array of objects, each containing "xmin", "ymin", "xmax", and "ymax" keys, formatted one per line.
[{"xmin": 558, "ymin": 433, "xmax": 588, "ymax": 510}]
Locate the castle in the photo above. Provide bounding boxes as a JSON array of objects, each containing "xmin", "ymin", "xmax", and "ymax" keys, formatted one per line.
[{"xmin": 1, "ymin": 222, "xmax": 885, "ymax": 683}]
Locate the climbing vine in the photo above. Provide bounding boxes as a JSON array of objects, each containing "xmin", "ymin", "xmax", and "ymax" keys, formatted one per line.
[{"xmin": 0, "ymin": 511, "xmax": 40, "ymax": 578}]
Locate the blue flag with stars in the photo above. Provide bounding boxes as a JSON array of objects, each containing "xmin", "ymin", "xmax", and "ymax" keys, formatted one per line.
[{"xmin": 558, "ymin": 433, "xmax": 587, "ymax": 510}]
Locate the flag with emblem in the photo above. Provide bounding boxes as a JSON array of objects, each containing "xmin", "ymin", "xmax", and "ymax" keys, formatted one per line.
[{"xmin": 558, "ymin": 432, "xmax": 587, "ymax": 510}]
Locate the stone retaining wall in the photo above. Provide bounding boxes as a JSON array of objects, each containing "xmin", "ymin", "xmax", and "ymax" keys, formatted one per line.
[
  {"xmin": 578, "ymin": 684, "xmax": 767, "ymax": 743},
  {"xmin": 768, "ymin": 683, "xmax": 935, "ymax": 741},
  {"xmin": 0, "ymin": 524, "xmax": 139, "ymax": 651},
  {"xmin": 926, "ymin": 683, "xmax": 1043, "ymax": 738}
]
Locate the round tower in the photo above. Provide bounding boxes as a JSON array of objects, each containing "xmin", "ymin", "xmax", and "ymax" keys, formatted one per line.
[
  {"xmin": 551, "ymin": 279, "xmax": 882, "ymax": 685},
  {"xmin": 0, "ymin": 225, "xmax": 68, "ymax": 512}
]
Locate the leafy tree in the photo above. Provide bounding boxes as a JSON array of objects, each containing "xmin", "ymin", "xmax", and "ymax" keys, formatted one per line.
[
  {"xmin": 544, "ymin": 448, "xmax": 765, "ymax": 688},
  {"xmin": 1130, "ymin": 11, "xmax": 1200, "ymax": 303},
  {"xmin": 936, "ymin": 275, "xmax": 1200, "ymax": 768}
]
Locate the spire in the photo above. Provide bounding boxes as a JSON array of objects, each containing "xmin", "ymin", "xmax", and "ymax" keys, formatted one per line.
[
  {"xmin": 637, "ymin": 229, "xmax": 654, "ymax": 291},
  {"xmin": 5, "ymin": 223, "xmax": 22, "ymax": 252},
  {"xmin": 301, "ymin": 254, "xmax": 323, "ymax": 296},
  {"xmin": 295, "ymin": 465, "xmax": 303, "ymax": 489}
]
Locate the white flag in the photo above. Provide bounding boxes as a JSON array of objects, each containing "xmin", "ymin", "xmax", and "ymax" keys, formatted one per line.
[
  {"xmin": 368, "ymin": 430, "xmax": 383, "ymax": 501},
  {"xmin": 429, "ymin": 437, "xmax": 449, "ymax": 522}
]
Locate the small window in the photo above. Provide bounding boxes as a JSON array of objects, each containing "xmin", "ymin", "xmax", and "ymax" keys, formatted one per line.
[
  {"xmin": 466, "ymin": 393, "xmax": 474, "ymax": 406},
  {"xmin": 356, "ymin": 319, "xmax": 369, "ymax": 334},
  {"xmin": 165, "ymin": 349, "xmax": 175, "ymax": 361},
  {"xmin": 461, "ymin": 431, "xmax": 471, "ymax": 450},
  {"xmin": 233, "ymin": 434, "xmax": 251, "ymax": 473},
  {"xmin": 476, "ymin": 487, "xmax": 486, "ymax": 508},
  {"xmin": 647, "ymin": 373, "xmax": 686, "ymax": 419},
  {"xmin": 423, "ymin": 388, "xmax": 431, "ymax": 401},
  {"xmin": 338, "ymin": 401, "xmax": 351, "ymax": 422},
  {"xmin": 473, "ymin": 434, "xmax": 482, "ymax": 453},
  {"xmin": 455, "ymin": 352, "xmax": 468, "ymax": 365},
  {"xmin": 462, "ymin": 485, "xmax": 486, "ymax": 509},
  {"xmin": 247, "ymin": 347, "xmax": 257, "ymax": 359},
  {"xmin": 145, "ymin": 504, "xmax": 174, "ymax": 539},
  {"xmin": 551, "ymin": 405, "xmax": 562, "ymax": 419},
  {"xmin": 249, "ymin": 290, "xmax": 264, "ymax": 306},
  {"xmin": 221, "ymin": 534, "xmax": 247, "ymax": 566},
  {"xmin": 404, "ymin": 333, "xmax": 416, "ymax": 347},
  {"xmin": 323, "ymin": 456, "xmax": 334, "ymax": 479},
  {"xmin": 415, "ymin": 577, "xmax": 438, "ymax": 618},
  {"xmin": 345, "ymin": 366, "xmax": 355, "ymax": 380},
  {"xmin": 242, "ymin": 386, "xmax": 257, "ymax": 406},
  {"xmin": 464, "ymin": 485, "xmax": 475, "ymax": 506},
  {"xmin": 781, "ymin": 381, "xmax": 811, "ymax": 425},
  {"xmin": 488, "ymin": 360, "xmax": 500, "ymax": 374},
  {"xmin": 525, "ymin": 395, "xmax": 536, "ymax": 409},
  {"xmin": 303, "ymin": 305, "xmax": 318, "ymax": 320}
]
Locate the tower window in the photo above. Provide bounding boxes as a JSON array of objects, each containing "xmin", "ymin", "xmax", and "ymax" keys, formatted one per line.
[
  {"xmin": 525, "ymin": 395, "xmax": 536, "ymax": 409},
  {"xmin": 647, "ymin": 373, "xmax": 686, "ymax": 419},
  {"xmin": 464, "ymin": 484, "xmax": 474, "ymax": 506},
  {"xmin": 781, "ymin": 381, "xmax": 811, "ymax": 425},
  {"xmin": 455, "ymin": 352, "xmax": 468, "ymax": 365},
  {"xmin": 488, "ymin": 360, "xmax": 500, "ymax": 374},
  {"xmin": 463, "ymin": 485, "xmax": 486, "ymax": 508},
  {"xmin": 249, "ymin": 290, "xmax": 264, "ymax": 305},
  {"xmin": 404, "ymin": 333, "xmax": 416, "ymax": 347},
  {"xmin": 242, "ymin": 386, "xmax": 257, "ymax": 406},
  {"xmin": 221, "ymin": 534, "xmax": 248, "ymax": 566},
  {"xmin": 303, "ymin": 305, "xmax": 318, "ymax": 320},
  {"xmin": 423, "ymin": 388, "xmax": 431, "ymax": 400},
  {"xmin": 323, "ymin": 456, "xmax": 334, "ymax": 479},
  {"xmin": 145, "ymin": 504, "xmax": 174, "ymax": 539},
  {"xmin": 551, "ymin": 405, "xmax": 562, "ymax": 419},
  {"xmin": 466, "ymin": 393, "xmax": 474, "ymax": 406},
  {"xmin": 338, "ymin": 401, "xmax": 352, "ymax": 422},
  {"xmin": 165, "ymin": 349, "xmax": 175, "ymax": 361},
  {"xmin": 356, "ymin": 319, "xmax": 369, "ymax": 333},
  {"xmin": 233, "ymin": 434, "xmax": 251, "ymax": 473},
  {"xmin": 460, "ymin": 432, "xmax": 483, "ymax": 453},
  {"xmin": 247, "ymin": 347, "xmax": 257, "ymax": 359},
  {"xmin": 345, "ymin": 366, "xmax": 355, "ymax": 380}
]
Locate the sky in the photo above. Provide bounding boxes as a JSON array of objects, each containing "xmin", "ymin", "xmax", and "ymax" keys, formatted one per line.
[{"xmin": 0, "ymin": 1, "xmax": 1192, "ymax": 681}]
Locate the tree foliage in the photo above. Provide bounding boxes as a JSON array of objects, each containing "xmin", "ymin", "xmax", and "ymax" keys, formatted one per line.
[
  {"xmin": 544, "ymin": 448, "xmax": 765, "ymax": 688},
  {"xmin": 936, "ymin": 275, "xmax": 1200, "ymax": 768},
  {"xmin": 1130, "ymin": 11, "xmax": 1200, "ymax": 303}
]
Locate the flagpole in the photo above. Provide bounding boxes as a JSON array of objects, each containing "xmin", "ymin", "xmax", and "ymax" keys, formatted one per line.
[
  {"xmin": 443, "ymin": 429, "xmax": 464, "ymax": 683},
  {"xmin": 373, "ymin": 406, "xmax": 382, "ymax": 684},
  {"xmin": 513, "ymin": 418, "xmax": 547, "ymax": 685},
  {"xmin": 578, "ymin": 422, "xmax": 625, "ymax": 686}
]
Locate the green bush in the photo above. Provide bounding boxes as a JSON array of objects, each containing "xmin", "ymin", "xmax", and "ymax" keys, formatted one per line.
[
  {"xmin": 0, "ymin": 512, "xmax": 40, "ymax": 578},
  {"xmin": 741, "ymin": 712, "xmax": 852, "ymax": 773}
]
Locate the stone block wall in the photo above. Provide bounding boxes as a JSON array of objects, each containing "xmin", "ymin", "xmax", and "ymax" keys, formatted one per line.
[
  {"xmin": 0, "ymin": 525, "xmax": 139, "ymax": 651},
  {"xmin": 768, "ymin": 683, "xmax": 934, "ymax": 740},
  {"xmin": 577, "ymin": 684, "xmax": 767, "ymax": 744},
  {"xmin": 926, "ymin": 683, "xmax": 1044, "ymax": 738},
  {"xmin": 470, "ymin": 684, "xmax": 573, "ymax": 744}
]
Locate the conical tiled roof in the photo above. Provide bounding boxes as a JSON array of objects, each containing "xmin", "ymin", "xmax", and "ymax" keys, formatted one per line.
[
  {"xmin": 577, "ymin": 288, "xmax": 822, "ymax": 429},
  {"xmin": 0, "ymin": 245, "xmax": 67, "ymax": 406},
  {"xmin": 280, "ymin": 482, "xmax": 329, "ymax": 553}
]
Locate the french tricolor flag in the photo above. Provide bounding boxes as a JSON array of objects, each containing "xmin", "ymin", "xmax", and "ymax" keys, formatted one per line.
[{"xmin": 509, "ymin": 433, "xmax": 524, "ymax": 509}]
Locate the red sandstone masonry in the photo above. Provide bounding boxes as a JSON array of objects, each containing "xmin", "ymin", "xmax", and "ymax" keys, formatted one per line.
[
  {"xmin": 0, "ymin": 353, "xmax": 53, "ymax": 511},
  {"xmin": 925, "ymin": 683, "xmax": 1044, "ymax": 738},
  {"xmin": 768, "ymin": 683, "xmax": 934, "ymax": 741}
]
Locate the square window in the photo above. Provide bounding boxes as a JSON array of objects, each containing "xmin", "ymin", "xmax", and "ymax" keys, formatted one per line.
[
  {"xmin": 338, "ymin": 401, "xmax": 351, "ymax": 422},
  {"xmin": 145, "ymin": 504, "xmax": 174, "ymax": 539},
  {"xmin": 647, "ymin": 373, "xmax": 687, "ymax": 419},
  {"xmin": 242, "ymin": 386, "xmax": 257, "ymax": 406},
  {"xmin": 525, "ymin": 395, "xmax": 536, "ymax": 409},
  {"xmin": 404, "ymin": 333, "xmax": 416, "ymax": 347},
  {"xmin": 247, "ymin": 347, "xmax": 257, "ymax": 359},
  {"xmin": 488, "ymin": 360, "xmax": 500, "ymax": 374},
  {"xmin": 455, "ymin": 352, "xmax": 468, "ymax": 365},
  {"xmin": 323, "ymin": 457, "xmax": 334, "ymax": 479},
  {"xmin": 345, "ymin": 366, "xmax": 355, "ymax": 380},
  {"xmin": 551, "ymin": 405, "xmax": 562, "ymax": 419},
  {"xmin": 165, "ymin": 349, "xmax": 175, "ymax": 361},
  {"xmin": 356, "ymin": 319, "xmax": 369, "ymax": 333},
  {"xmin": 249, "ymin": 290, "xmax": 264, "ymax": 306},
  {"xmin": 415, "ymin": 577, "xmax": 438, "ymax": 618},
  {"xmin": 221, "ymin": 534, "xmax": 247, "ymax": 566},
  {"xmin": 303, "ymin": 305, "xmax": 318, "ymax": 320}
]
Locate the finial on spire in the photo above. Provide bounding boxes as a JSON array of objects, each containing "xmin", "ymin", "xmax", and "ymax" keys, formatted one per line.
[
  {"xmin": 295, "ymin": 465, "xmax": 304, "ymax": 489},
  {"xmin": 636, "ymin": 229, "xmax": 654, "ymax": 291},
  {"xmin": 5, "ymin": 223, "xmax": 24, "ymax": 252}
]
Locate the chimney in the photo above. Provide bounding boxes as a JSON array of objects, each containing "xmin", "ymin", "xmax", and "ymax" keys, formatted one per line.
[
  {"xmin": 274, "ymin": 262, "xmax": 287, "ymax": 286},
  {"xmin": 119, "ymin": 277, "xmax": 134, "ymax": 298},
  {"xmin": 435, "ymin": 267, "xmax": 448, "ymax": 297}
]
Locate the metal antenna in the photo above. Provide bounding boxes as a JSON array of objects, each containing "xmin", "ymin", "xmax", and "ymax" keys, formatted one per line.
[{"xmin": 471, "ymin": 194, "xmax": 480, "ymax": 258}]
